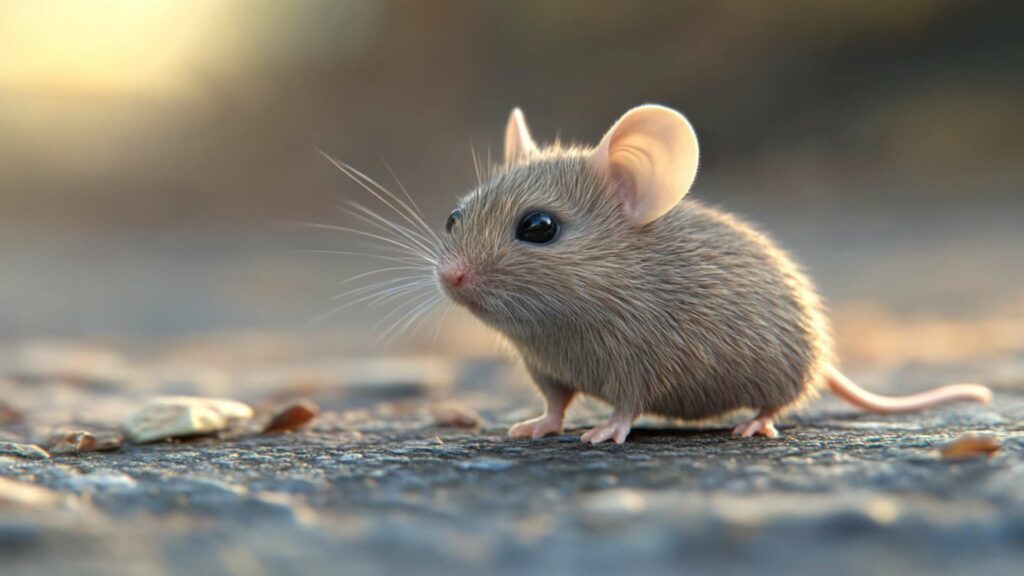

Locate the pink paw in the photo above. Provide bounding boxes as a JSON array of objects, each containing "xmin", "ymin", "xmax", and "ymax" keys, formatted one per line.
[
  {"xmin": 580, "ymin": 420, "xmax": 632, "ymax": 444},
  {"xmin": 732, "ymin": 418, "xmax": 779, "ymax": 438},
  {"xmin": 508, "ymin": 415, "xmax": 563, "ymax": 439}
]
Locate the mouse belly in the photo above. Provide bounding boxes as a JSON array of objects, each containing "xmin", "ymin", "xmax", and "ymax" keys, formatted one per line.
[
  {"xmin": 593, "ymin": 365, "xmax": 818, "ymax": 420},
  {"xmin": 513, "ymin": 320, "xmax": 829, "ymax": 421}
]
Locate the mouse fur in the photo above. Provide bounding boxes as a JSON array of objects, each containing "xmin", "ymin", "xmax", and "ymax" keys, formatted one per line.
[
  {"xmin": 434, "ymin": 105, "xmax": 990, "ymax": 443},
  {"xmin": 448, "ymin": 149, "xmax": 830, "ymax": 419}
]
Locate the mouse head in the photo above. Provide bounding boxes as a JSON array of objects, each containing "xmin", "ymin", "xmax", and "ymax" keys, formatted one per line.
[{"xmin": 437, "ymin": 105, "xmax": 699, "ymax": 331}]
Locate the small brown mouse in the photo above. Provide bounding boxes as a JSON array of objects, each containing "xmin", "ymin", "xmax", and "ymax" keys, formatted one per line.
[{"xmin": 435, "ymin": 104, "xmax": 992, "ymax": 443}]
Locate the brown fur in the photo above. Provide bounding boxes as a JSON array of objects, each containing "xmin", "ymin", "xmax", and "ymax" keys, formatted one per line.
[{"xmin": 440, "ymin": 146, "xmax": 832, "ymax": 420}]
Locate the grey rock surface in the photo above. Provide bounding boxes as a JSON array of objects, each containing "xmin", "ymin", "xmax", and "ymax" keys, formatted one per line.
[{"xmin": 1, "ymin": 351, "xmax": 1022, "ymax": 576}]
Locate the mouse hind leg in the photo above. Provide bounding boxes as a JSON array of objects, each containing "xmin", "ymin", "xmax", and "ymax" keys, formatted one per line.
[
  {"xmin": 581, "ymin": 406, "xmax": 638, "ymax": 444},
  {"xmin": 732, "ymin": 408, "xmax": 779, "ymax": 438}
]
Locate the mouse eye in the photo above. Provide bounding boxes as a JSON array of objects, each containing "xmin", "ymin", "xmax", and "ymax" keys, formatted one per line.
[
  {"xmin": 515, "ymin": 211, "xmax": 560, "ymax": 244},
  {"xmin": 445, "ymin": 208, "xmax": 462, "ymax": 234}
]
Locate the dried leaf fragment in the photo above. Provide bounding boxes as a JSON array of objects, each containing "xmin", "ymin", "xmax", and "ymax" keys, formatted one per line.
[
  {"xmin": 264, "ymin": 400, "xmax": 319, "ymax": 433},
  {"xmin": 940, "ymin": 435, "xmax": 1000, "ymax": 460}
]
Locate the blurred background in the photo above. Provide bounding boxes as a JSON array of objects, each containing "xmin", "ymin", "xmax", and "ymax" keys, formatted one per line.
[{"xmin": 1, "ymin": 0, "xmax": 1022, "ymax": 370}]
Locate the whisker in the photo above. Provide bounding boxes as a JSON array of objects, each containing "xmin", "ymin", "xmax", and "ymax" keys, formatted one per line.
[
  {"xmin": 288, "ymin": 221, "xmax": 435, "ymax": 264},
  {"xmin": 430, "ymin": 301, "xmax": 454, "ymax": 345},
  {"xmin": 380, "ymin": 159, "xmax": 427, "ymax": 228},
  {"xmin": 405, "ymin": 298, "xmax": 444, "ymax": 341},
  {"xmin": 306, "ymin": 151, "xmax": 454, "ymax": 339},
  {"xmin": 294, "ymin": 249, "xmax": 427, "ymax": 266},
  {"xmin": 378, "ymin": 293, "xmax": 442, "ymax": 345},
  {"xmin": 331, "ymin": 275, "xmax": 434, "ymax": 302},
  {"xmin": 342, "ymin": 160, "xmax": 441, "ymax": 246},
  {"xmin": 339, "ymin": 265, "xmax": 433, "ymax": 287},
  {"xmin": 344, "ymin": 201, "xmax": 437, "ymax": 258},
  {"xmin": 364, "ymin": 280, "xmax": 436, "ymax": 308},
  {"xmin": 470, "ymin": 140, "xmax": 482, "ymax": 187},
  {"xmin": 402, "ymin": 295, "xmax": 444, "ymax": 340},
  {"xmin": 370, "ymin": 290, "xmax": 438, "ymax": 339},
  {"xmin": 339, "ymin": 210, "xmax": 435, "ymax": 263},
  {"xmin": 315, "ymin": 148, "xmax": 440, "ymax": 245},
  {"xmin": 307, "ymin": 279, "xmax": 432, "ymax": 327}
]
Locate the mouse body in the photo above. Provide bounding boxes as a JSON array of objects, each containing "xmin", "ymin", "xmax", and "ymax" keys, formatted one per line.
[{"xmin": 435, "ymin": 105, "xmax": 991, "ymax": 443}]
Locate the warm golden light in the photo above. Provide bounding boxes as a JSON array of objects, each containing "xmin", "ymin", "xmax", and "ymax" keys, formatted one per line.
[{"xmin": 0, "ymin": 0, "xmax": 229, "ymax": 94}]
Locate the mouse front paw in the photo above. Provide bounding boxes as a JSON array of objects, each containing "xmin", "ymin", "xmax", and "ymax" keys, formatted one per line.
[{"xmin": 508, "ymin": 415, "xmax": 564, "ymax": 439}]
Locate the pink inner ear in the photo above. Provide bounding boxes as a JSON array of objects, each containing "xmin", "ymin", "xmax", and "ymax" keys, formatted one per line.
[{"xmin": 589, "ymin": 105, "xmax": 699, "ymax": 227}]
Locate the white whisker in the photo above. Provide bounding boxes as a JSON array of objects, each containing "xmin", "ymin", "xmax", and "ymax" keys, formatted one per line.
[
  {"xmin": 470, "ymin": 140, "xmax": 482, "ymax": 187},
  {"xmin": 315, "ymin": 148, "xmax": 440, "ymax": 245},
  {"xmin": 381, "ymin": 159, "xmax": 427, "ymax": 226},
  {"xmin": 331, "ymin": 276, "xmax": 434, "ymax": 303},
  {"xmin": 294, "ymin": 249, "xmax": 427, "ymax": 265},
  {"xmin": 370, "ymin": 290, "xmax": 438, "ymax": 338},
  {"xmin": 289, "ymin": 221, "xmax": 435, "ymax": 264},
  {"xmin": 306, "ymin": 278, "xmax": 433, "ymax": 327},
  {"xmin": 405, "ymin": 298, "xmax": 443, "ymax": 341},
  {"xmin": 365, "ymin": 281, "xmax": 436, "ymax": 308},
  {"xmin": 378, "ymin": 292, "xmax": 442, "ymax": 345},
  {"xmin": 339, "ymin": 265, "xmax": 433, "ymax": 287},
  {"xmin": 344, "ymin": 201, "xmax": 437, "ymax": 258},
  {"xmin": 430, "ymin": 301, "xmax": 454, "ymax": 345}
]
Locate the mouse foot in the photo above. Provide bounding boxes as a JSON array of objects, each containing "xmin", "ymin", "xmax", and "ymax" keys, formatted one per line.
[
  {"xmin": 732, "ymin": 412, "xmax": 779, "ymax": 438},
  {"xmin": 580, "ymin": 409, "xmax": 636, "ymax": 444},
  {"xmin": 508, "ymin": 415, "xmax": 564, "ymax": 440}
]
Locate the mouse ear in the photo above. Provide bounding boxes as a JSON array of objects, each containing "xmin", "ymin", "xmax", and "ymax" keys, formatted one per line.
[
  {"xmin": 589, "ymin": 105, "xmax": 699, "ymax": 226},
  {"xmin": 504, "ymin": 108, "xmax": 539, "ymax": 166}
]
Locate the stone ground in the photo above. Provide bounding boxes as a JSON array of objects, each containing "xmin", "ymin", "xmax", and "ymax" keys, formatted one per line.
[{"xmin": 1, "ymin": 344, "xmax": 1023, "ymax": 576}]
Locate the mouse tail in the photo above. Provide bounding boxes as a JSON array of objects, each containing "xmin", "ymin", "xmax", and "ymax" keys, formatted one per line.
[{"xmin": 825, "ymin": 366, "xmax": 992, "ymax": 414}]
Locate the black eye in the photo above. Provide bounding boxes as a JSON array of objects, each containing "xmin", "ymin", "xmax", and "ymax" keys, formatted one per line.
[
  {"xmin": 445, "ymin": 208, "xmax": 462, "ymax": 234},
  {"xmin": 516, "ymin": 211, "xmax": 560, "ymax": 244}
]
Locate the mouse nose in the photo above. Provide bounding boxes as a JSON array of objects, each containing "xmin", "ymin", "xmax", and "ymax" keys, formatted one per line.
[{"xmin": 439, "ymin": 264, "xmax": 467, "ymax": 287}]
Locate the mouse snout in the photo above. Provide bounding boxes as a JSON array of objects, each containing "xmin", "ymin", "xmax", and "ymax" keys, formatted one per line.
[{"xmin": 438, "ymin": 262, "xmax": 468, "ymax": 288}]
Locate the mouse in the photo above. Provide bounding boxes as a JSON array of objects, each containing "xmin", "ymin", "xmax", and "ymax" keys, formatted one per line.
[{"xmin": 433, "ymin": 104, "xmax": 992, "ymax": 444}]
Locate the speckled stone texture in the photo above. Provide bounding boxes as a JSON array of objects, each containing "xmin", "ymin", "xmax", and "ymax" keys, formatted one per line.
[{"xmin": 1, "ymin": 349, "xmax": 1023, "ymax": 576}]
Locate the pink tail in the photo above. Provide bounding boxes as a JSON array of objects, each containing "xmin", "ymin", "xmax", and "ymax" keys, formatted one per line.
[{"xmin": 826, "ymin": 366, "xmax": 992, "ymax": 414}]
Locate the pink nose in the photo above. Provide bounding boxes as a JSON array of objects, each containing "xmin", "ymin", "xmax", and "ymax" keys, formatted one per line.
[{"xmin": 439, "ymin": 265, "xmax": 466, "ymax": 287}]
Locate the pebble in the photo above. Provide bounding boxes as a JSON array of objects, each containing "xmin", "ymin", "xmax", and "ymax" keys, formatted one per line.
[
  {"xmin": 264, "ymin": 400, "xmax": 319, "ymax": 433},
  {"xmin": 92, "ymin": 434, "xmax": 125, "ymax": 452},
  {"xmin": 123, "ymin": 396, "xmax": 253, "ymax": 444},
  {"xmin": 0, "ymin": 441, "xmax": 50, "ymax": 459},
  {"xmin": 940, "ymin": 435, "xmax": 1001, "ymax": 460},
  {"xmin": 428, "ymin": 401, "xmax": 482, "ymax": 428},
  {"xmin": 46, "ymin": 431, "xmax": 97, "ymax": 454}
]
